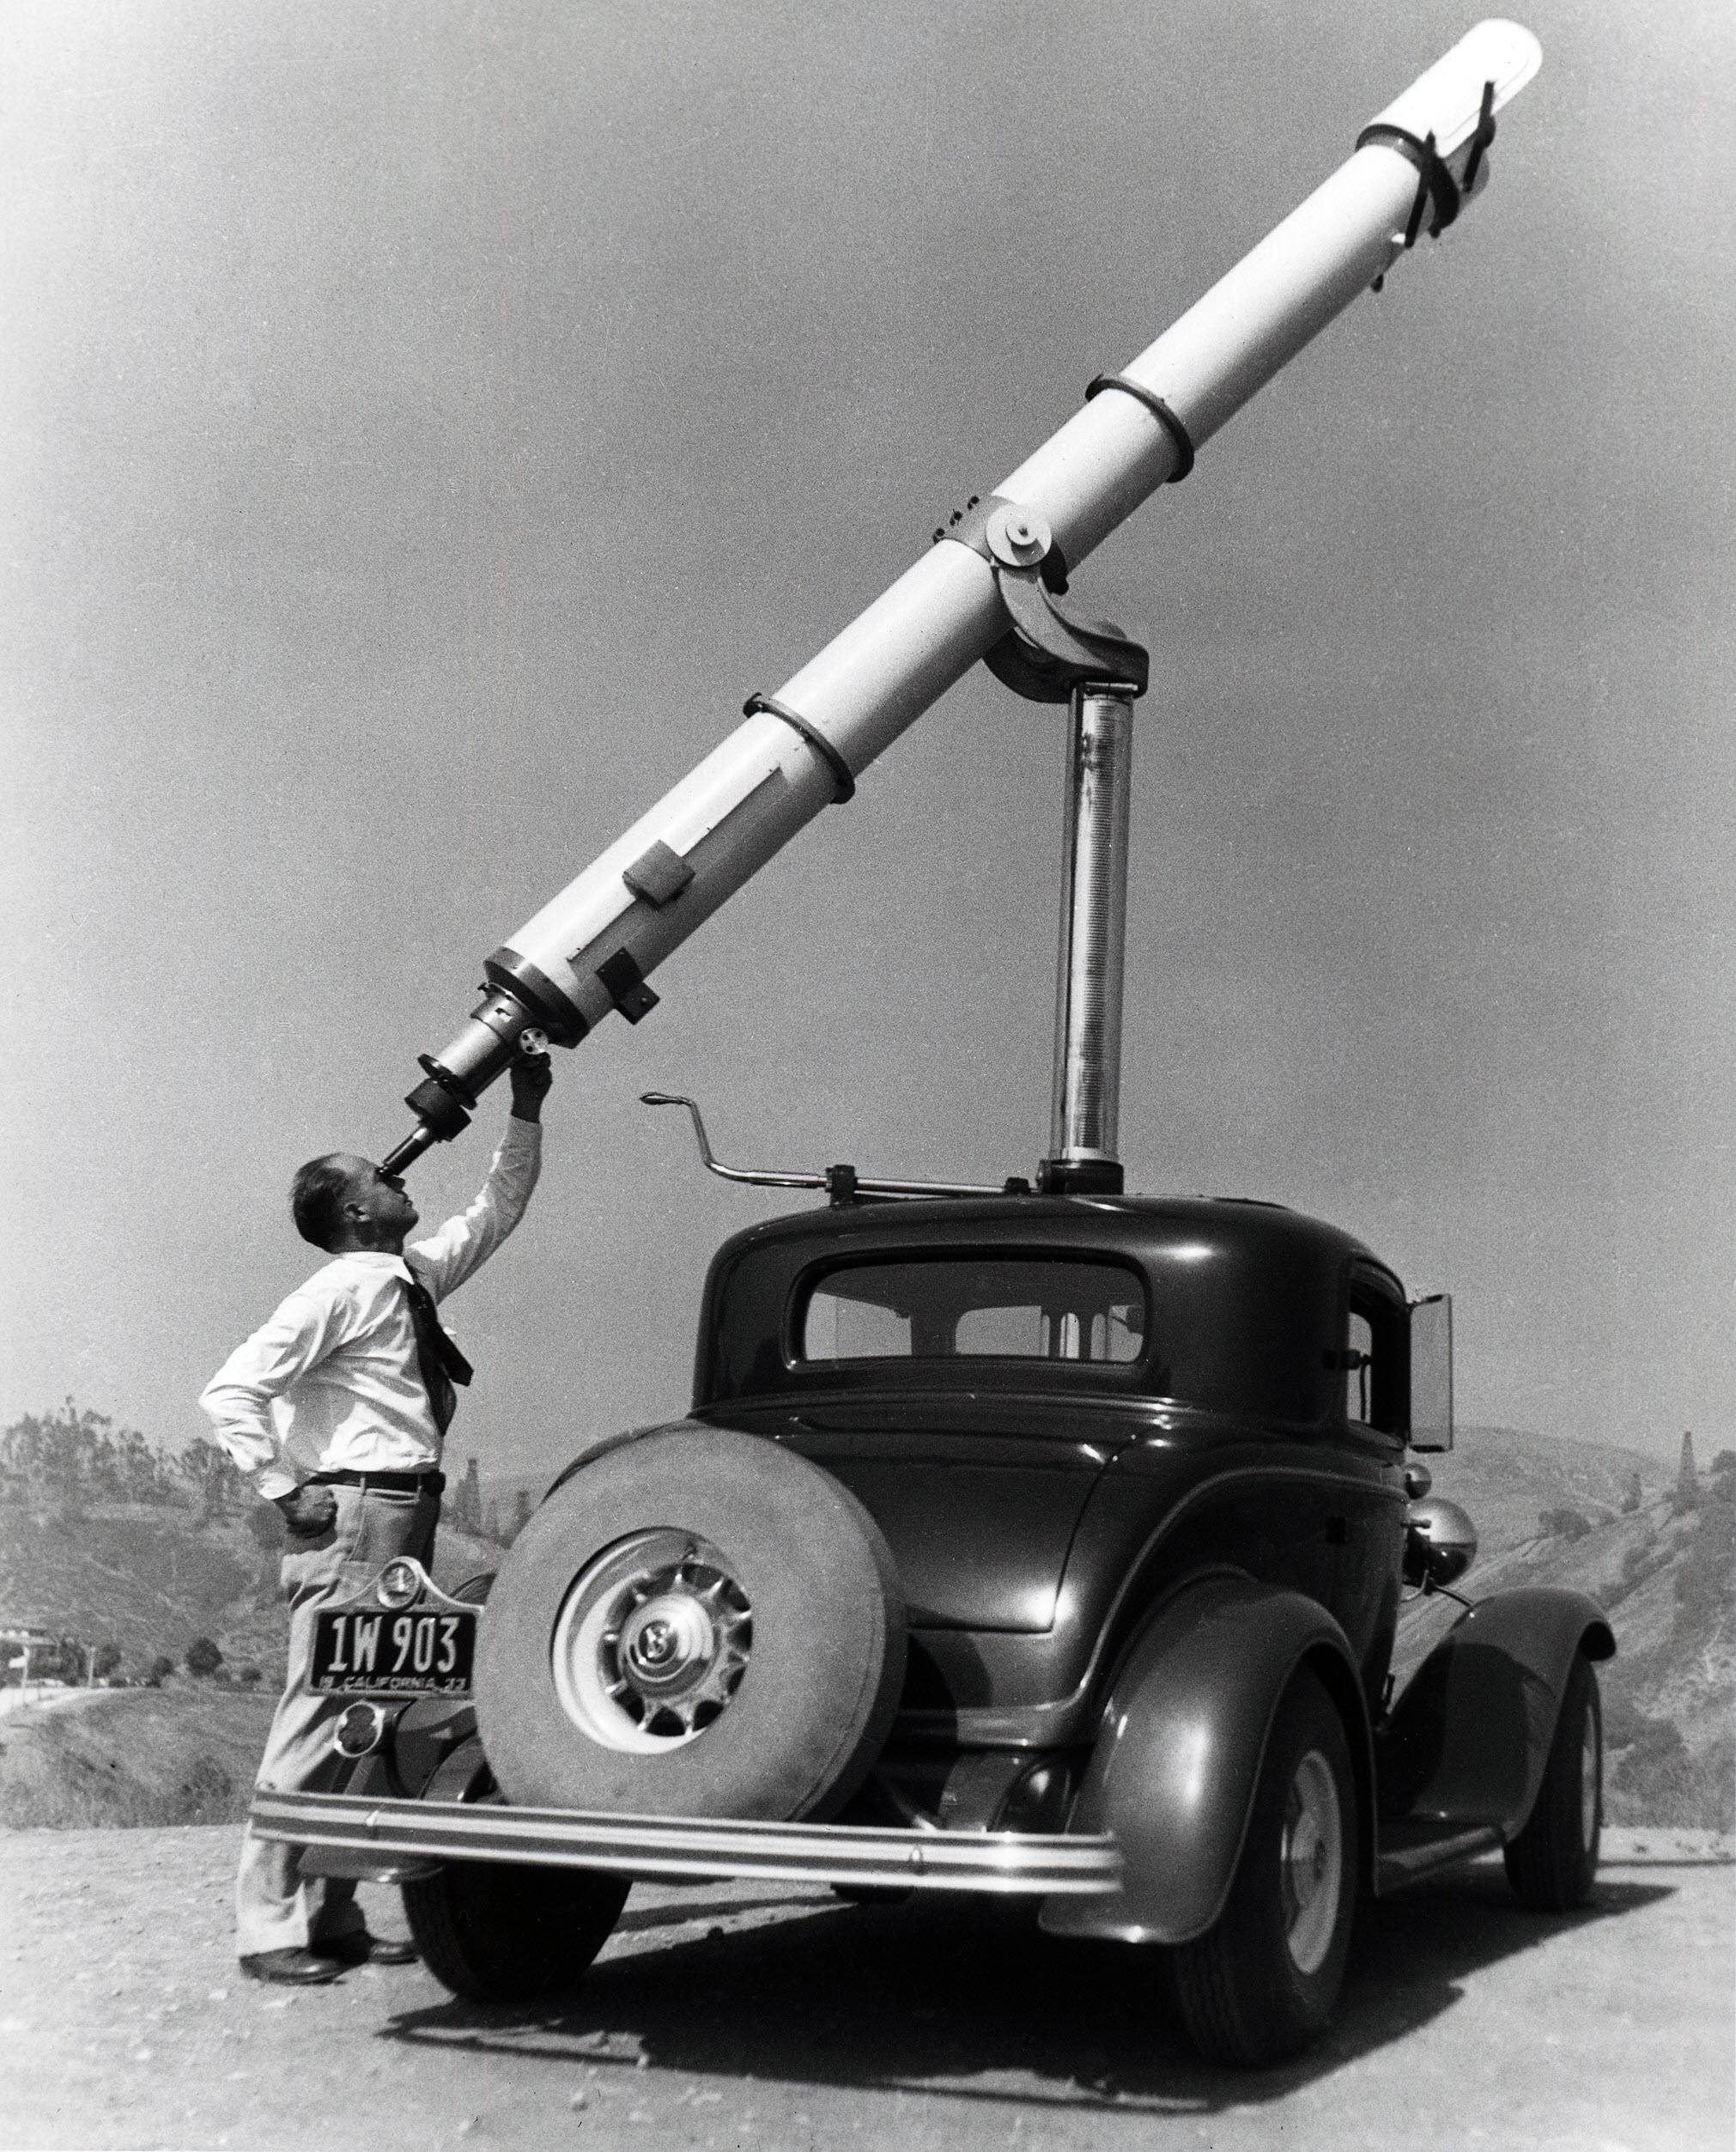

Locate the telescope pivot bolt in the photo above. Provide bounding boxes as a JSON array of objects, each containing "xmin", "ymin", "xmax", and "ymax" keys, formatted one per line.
[
  {"xmin": 986, "ymin": 503, "xmax": 1053, "ymax": 568},
  {"xmin": 518, "ymin": 1027, "xmax": 549, "ymax": 1055}
]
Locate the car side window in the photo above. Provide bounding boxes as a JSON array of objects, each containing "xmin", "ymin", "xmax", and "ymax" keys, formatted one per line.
[
  {"xmin": 1344, "ymin": 1266, "xmax": 1406, "ymax": 1434},
  {"xmin": 1344, "ymin": 1310, "xmax": 1375, "ymax": 1423}
]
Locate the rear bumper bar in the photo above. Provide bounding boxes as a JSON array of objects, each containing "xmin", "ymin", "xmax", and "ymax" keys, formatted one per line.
[{"xmin": 251, "ymin": 1789, "xmax": 1124, "ymax": 1896}]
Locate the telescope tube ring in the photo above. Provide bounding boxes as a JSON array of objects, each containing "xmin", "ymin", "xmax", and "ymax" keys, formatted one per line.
[
  {"xmin": 1083, "ymin": 376, "xmax": 1195, "ymax": 483},
  {"xmin": 743, "ymin": 693, "xmax": 856, "ymax": 805}
]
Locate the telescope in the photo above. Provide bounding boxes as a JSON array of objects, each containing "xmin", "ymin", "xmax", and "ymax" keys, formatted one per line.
[{"xmin": 381, "ymin": 21, "xmax": 1543, "ymax": 1178}]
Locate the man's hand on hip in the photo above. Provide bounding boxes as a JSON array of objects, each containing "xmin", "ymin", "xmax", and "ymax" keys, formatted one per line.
[
  {"xmin": 274, "ymin": 1484, "xmax": 337, "ymax": 1538},
  {"xmin": 509, "ymin": 1049, "xmax": 553, "ymax": 1122}
]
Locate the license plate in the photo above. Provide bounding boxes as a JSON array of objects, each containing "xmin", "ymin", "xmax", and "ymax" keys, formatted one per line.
[{"xmin": 312, "ymin": 1606, "xmax": 476, "ymax": 1696}]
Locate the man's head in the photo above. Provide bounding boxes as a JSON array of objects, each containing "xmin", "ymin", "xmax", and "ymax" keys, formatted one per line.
[{"xmin": 290, "ymin": 1154, "xmax": 419, "ymax": 1253}]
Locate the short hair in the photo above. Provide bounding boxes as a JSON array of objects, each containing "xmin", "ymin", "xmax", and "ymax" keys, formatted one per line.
[{"xmin": 290, "ymin": 1155, "xmax": 355, "ymax": 1250}]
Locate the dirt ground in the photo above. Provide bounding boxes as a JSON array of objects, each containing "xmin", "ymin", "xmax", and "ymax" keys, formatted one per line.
[{"xmin": 0, "ymin": 1826, "xmax": 1728, "ymax": 2152}]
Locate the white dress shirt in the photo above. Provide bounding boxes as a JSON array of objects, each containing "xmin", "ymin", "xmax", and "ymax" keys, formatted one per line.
[{"xmin": 199, "ymin": 1118, "xmax": 542, "ymax": 1500}]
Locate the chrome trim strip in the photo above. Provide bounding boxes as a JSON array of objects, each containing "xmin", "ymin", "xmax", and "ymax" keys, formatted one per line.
[{"xmin": 251, "ymin": 1790, "xmax": 1122, "ymax": 1896}]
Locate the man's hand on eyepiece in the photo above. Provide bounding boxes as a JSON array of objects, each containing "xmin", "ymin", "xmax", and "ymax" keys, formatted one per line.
[
  {"xmin": 274, "ymin": 1484, "xmax": 337, "ymax": 1538},
  {"xmin": 509, "ymin": 1048, "xmax": 553, "ymax": 1122}
]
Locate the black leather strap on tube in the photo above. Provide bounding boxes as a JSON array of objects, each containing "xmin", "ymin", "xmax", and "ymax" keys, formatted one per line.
[
  {"xmin": 1085, "ymin": 375, "xmax": 1195, "ymax": 482},
  {"xmin": 1357, "ymin": 122, "xmax": 1461, "ymax": 244},
  {"xmin": 744, "ymin": 692, "xmax": 856, "ymax": 803}
]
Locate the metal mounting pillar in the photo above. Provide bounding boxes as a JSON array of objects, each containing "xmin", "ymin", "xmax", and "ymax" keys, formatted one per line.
[
  {"xmin": 1043, "ymin": 685, "xmax": 1136, "ymax": 1195},
  {"xmin": 941, "ymin": 499, "xmax": 1147, "ymax": 1197}
]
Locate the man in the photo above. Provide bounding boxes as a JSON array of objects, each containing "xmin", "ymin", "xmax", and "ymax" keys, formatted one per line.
[{"xmin": 200, "ymin": 1051, "xmax": 552, "ymax": 1985}]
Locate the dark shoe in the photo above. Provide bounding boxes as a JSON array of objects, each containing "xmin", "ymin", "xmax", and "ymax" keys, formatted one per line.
[
  {"xmin": 313, "ymin": 1930, "xmax": 419, "ymax": 1968},
  {"xmin": 240, "ymin": 1948, "xmax": 344, "ymax": 1986}
]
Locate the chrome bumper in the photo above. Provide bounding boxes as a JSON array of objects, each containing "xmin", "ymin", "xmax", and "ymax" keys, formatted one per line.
[{"xmin": 251, "ymin": 1789, "xmax": 1123, "ymax": 1896}]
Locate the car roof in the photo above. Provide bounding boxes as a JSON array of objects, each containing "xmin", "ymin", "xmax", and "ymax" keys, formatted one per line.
[{"xmin": 707, "ymin": 1191, "xmax": 1389, "ymax": 1279}]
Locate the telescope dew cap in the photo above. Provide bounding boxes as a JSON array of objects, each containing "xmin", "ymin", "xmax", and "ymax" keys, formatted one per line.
[{"xmin": 1363, "ymin": 19, "xmax": 1541, "ymax": 157}]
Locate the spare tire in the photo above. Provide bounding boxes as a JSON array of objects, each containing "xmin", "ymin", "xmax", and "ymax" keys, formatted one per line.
[{"xmin": 475, "ymin": 1423, "xmax": 905, "ymax": 1821}]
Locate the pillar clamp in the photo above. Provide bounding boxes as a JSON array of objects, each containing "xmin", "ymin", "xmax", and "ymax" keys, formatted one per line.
[{"xmin": 939, "ymin": 495, "xmax": 1148, "ymax": 703}]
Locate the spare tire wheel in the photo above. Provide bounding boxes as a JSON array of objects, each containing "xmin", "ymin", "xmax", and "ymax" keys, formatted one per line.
[{"xmin": 475, "ymin": 1423, "xmax": 906, "ymax": 1821}]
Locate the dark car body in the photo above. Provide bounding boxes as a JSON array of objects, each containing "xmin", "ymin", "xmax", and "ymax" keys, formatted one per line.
[
  {"xmin": 268, "ymin": 1185, "xmax": 1612, "ymax": 1955},
  {"xmin": 692, "ymin": 1192, "xmax": 1410, "ymax": 1749}
]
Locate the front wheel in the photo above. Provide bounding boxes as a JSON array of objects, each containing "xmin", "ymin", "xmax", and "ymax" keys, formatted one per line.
[
  {"xmin": 1503, "ymin": 1652, "xmax": 1601, "ymax": 1912},
  {"xmin": 400, "ymin": 1742, "xmax": 628, "ymax": 2003},
  {"xmin": 1165, "ymin": 1667, "xmax": 1359, "ymax": 2067}
]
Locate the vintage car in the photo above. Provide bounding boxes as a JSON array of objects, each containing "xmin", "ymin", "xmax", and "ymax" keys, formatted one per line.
[{"xmin": 256, "ymin": 1183, "xmax": 1613, "ymax": 2066}]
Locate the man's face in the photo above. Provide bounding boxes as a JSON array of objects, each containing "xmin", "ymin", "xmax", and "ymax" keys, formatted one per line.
[{"xmin": 333, "ymin": 1155, "xmax": 419, "ymax": 1239}]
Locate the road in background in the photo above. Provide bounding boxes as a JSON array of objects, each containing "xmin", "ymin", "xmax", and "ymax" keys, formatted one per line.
[{"xmin": 0, "ymin": 1827, "xmax": 1727, "ymax": 2151}]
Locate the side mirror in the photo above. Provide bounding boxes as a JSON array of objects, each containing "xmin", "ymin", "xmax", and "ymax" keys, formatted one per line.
[
  {"xmin": 1408, "ymin": 1293, "xmax": 1454, "ymax": 1452},
  {"xmin": 1404, "ymin": 1496, "xmax": 1478, "ymax": 1590}
]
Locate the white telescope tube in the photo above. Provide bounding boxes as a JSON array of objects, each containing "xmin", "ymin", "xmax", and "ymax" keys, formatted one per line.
[{"xmin": 386, "ymin": 21, "xmax": 1541, "ymax": 1167}]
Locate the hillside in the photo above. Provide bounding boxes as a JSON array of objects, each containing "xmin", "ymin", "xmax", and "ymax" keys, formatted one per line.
[
  {"xmin": 2, "ymin": 1426, "xmax": 1728, "ymax": 1832},
  {"xmin": 1396, "ymin": 1428, "xmax": 1733, "ymax": 1830},
  {"xmin": 0, "ymin": 1500, "xmax": 511, "ymax": 1687},
  {"xmin": 0, "ymin": 1686, "xmax": 278, "ymax": 1828},
  {"xmin": 1421, "ymin": 1424, "xmax": 1666, "ymax": 1550}
]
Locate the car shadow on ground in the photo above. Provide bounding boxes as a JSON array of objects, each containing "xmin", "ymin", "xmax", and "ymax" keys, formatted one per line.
[{"xmin": 377, "ymin": 1858, "xmax": 1672, "ymax": 2115}]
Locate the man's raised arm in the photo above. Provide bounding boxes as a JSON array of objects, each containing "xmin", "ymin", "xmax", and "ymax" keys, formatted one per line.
[{"xmin": 409, "ymin": 1053, "xmax": 552, "ymax": 1301}]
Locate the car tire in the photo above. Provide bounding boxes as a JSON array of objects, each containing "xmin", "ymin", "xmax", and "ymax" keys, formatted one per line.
[
  {"xmin": 401, "ymin": 1742, "xmax": 629, "ymax": 2003},
  {"xmin": 1503, "ymin": 1652, "xmax": 1601, "ymax": 1912},
  {"xmin": 475, "ymin": 1423, "xmax": 906, "ymax": 1821},
  {"xmin": 1165, "ymin": 1666, "xmax": 1359, "ymax": 2067}
]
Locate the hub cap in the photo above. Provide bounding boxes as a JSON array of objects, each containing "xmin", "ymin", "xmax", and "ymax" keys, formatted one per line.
[
  {"xmin": 1281, "ymin": 1748, "xmax": 1344, "ymax": 1977},
  {"xmin": 551, "ymin": 1530, "xmax": 752, "ymax": 1754}
]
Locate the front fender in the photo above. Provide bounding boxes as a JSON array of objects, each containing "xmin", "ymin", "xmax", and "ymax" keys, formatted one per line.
[
  {"xmin": 1379, "ymin": 1586, "xmax": 1614, "ymax": 1835},
  {"xmin": 1040, "ymin": 1574, "xmax": 1368, "ymax": 1944}
]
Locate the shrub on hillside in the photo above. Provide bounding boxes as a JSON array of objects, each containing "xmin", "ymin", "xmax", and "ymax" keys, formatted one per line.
[
  {"xmin": 147, "ymin": 1655, "xmax": 174, "ymax": 1685},
  {"xmin": 1618, "ymin": 1535, "xmax": 1675, "ymax": 1592},
  {"xmin": 1675, "ymin": 1497, "xmax": 1735, "ymax": 1632},
  {"xmin": 185, "ymin": 1637, "xmax": 224, "ymax": 1678},
  {"xmin": 1606, "ymin": 1714, "xmax": 1735, "ymax": 1833},
  {"xmin": 1539, "ymin": 1507, "xmax": 1593, "ymax": 1541}
]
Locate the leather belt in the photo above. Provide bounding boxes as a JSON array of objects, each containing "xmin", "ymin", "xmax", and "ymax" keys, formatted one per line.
[{"xmin": 306, "ymin": 1468, "xmax": 446, "ymax": 1496}]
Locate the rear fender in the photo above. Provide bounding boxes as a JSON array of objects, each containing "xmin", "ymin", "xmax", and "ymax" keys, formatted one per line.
[
  {"xmin": 1379, "ymin": 1586, "xmax": 1614, "ymax": 1834},
  {"xmin": 1040, "ymin": 1574, "xmax": 1369, "ymax": 1944}
]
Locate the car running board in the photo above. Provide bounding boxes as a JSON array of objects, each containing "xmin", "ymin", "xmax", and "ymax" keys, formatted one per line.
[{"xmin": 1375, "ymin": 1821, "xmax": 1503, "ymax": 1894}]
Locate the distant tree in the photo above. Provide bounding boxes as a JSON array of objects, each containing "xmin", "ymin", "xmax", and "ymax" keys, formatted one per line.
[
  {"xmin": 178, "ymin": 1443, "xmax": 248, "ymax": 1524},
  {"xmin": 1709, "ymin": 1450, "xmax": 1736, "ymax": 1490},
  {"xmin": 1539, "ymin": 1507, "xmax": 1593, "ymax": 1542},
  {"xmin": 1620, "ymin": 1470, "xmax": 1643, "ymax": 1516},
  {"xmin": 185, "ymin": 1637, "xmax": 224, "ymax": 1678},
  {"xmin": 246, "ymin": 1501, "xmax": 284, "ymax": 1550},
  {"xmin": 514, "ymin": 1489, "xmax": 534, "ymax": 1536},
  {"xmin": 148, "ymin": 1654, "xmax": 175, "ymax": 1685},
  {"xmin": 92, "ymin": 1642, "xmax": 122, "ymax": 1681},
  {"xmin": 485, "ymin": 1498, "xmax": 502, "ymax": 1544},
  {"xmin": 1672, "ymin": 1431, "xmax": 1700, "ymax": 1515},
  {"xmin": 0, "ymin": 1401, "xmax": 185, "ymax": 1513},
  {"xmin": 452, "ymin": 1456, "xmax": 483, "ymax": 1536}
]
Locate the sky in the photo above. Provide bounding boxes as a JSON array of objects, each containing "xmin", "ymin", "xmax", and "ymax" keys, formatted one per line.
[{"xmin": 3, "ymin": 0, "xmax": 1732, "ymax": 1492}]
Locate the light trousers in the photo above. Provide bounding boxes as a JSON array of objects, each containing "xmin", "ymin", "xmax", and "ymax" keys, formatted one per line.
[{"xmin": 235, "ymin": 1482, "xmax": 439, "ymax": 1958}]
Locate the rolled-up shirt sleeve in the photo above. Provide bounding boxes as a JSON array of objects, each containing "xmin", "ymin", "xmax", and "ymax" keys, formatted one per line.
[
  {"xmin": 409, "ymin": 1117, "xmax": 543, "ymax": 1302},
  {"xmin": 199, "ymin": 1283, "xmax": 350, "ymax": 1501}
]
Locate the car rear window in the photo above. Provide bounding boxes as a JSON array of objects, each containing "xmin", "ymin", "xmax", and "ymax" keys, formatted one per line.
[{"xmin": 799, "ymin": 1257, "xmax": 1146, "ymax": 1365}]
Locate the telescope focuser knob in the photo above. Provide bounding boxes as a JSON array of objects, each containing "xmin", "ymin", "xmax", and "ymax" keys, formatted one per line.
[{"xmin": 986, "ymin": 502, "xmax": 1053, "ymax": 568}]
